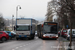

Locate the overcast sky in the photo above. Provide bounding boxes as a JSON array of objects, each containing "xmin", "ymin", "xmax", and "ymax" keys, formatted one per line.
[{"xmin": 0, "ymin": 0, "xmax": 51, "ymax": 21}]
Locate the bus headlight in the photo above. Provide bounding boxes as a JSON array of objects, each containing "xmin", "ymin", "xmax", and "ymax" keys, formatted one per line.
[
  {"xmin": 43, "ymin": 35, "xmax": 46, "ymax": 37},
  {"xmin": 56, "ymin": 35, "xmax": 58, "ymax": 37}
]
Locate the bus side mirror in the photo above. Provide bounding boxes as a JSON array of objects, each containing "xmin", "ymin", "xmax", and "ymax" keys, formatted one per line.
[
  {"xmin": 14, "ymin": 26, "xmax": 16, "ymax": 30},
  {"xmin": 31, "ymin": 26, "xmax": 32, "ymax": 30}
]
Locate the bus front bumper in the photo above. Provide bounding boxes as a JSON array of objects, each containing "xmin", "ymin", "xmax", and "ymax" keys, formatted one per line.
[
  {"xmin": 43, "ymin": 35, "xmax": 58, "ymax": 38},
  {"xmin": 16, "ymin": 35, "xmax": 30, "ymax": 38}
]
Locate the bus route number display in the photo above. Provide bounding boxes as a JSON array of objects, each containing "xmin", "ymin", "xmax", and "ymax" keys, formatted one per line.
[{"xmin": 44, "ymin": 23, "xmax": 57, "ymax": 25}]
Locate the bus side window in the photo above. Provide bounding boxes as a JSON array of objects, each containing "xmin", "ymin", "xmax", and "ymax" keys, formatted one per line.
[
  {"xmin": 31, "ymin": 26, "xmax": 32, "ymax": 30},
  {"xmin": 16, "ymin": 26, "xmax": 19, "ymax": 28},
  {"xmin": 41, "ymin": 25, "xmax": 43, "ymax": 31}
]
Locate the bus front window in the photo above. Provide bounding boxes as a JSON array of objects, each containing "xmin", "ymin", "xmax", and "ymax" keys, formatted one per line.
[
  {"xmin": 16, "ymin": 25, "xmax": 30, "ymax": 31},
  {"xmin": 43, "ymin": 25, "xmax": 57, "ymax": 34}
]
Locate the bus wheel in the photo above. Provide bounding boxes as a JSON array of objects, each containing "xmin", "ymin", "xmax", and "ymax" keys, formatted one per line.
[
  {"xmin": 42, "ymin": 38, "xmax": 45, "ymax": 40},
  {"xmin": 32, "ymin": 36, "xmax": 34, "ymax": 39},
  {"xmin": 16, "ymin": 38, "xmax": 19, "ymax": 40},
  {"xmin": 54, "ymin": 38, "xmax": 57, "ymax": 40},
  {"xmin": 28, "ymin": 37, "xmax": 31, "ymax": 40}
]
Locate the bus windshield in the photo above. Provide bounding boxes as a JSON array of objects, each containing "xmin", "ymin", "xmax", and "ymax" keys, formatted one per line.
[
  {"xmin": 43, "ymin": 25, "xmax": 57, "ymax": 34},
  {"xmin": 16, "ymin": 25, "xmax": 30, "ymax": 31}
]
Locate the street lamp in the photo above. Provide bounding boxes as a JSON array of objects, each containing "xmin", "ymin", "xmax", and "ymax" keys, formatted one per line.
[
  {"xmin": 12, "ymin": 15, "xmax": 14, "ymax": 31},
  {"xmin": 16, "ymin": 5, "xmax": 21, "ymax": 19}
]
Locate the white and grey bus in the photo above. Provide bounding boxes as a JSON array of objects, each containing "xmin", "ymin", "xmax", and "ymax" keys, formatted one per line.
[{"xmin": 37, "ymin": 22, "xmax": 58, "ymax": 39}]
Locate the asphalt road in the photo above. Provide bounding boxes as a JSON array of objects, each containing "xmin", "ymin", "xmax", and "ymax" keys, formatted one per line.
[{"xmin": 0, "ymin": 37, "xmax": 59, "ymax": 50}]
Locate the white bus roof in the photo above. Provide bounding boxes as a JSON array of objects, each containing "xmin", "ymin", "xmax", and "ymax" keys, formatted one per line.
[{"xmin": 17, "ymin": 24, "xmax": 30, "ymax": 26}]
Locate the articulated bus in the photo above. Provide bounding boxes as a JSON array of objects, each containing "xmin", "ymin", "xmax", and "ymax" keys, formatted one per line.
[{"xmin": 37, "ymin": 22, "xmax": 58, "ymax": 39}]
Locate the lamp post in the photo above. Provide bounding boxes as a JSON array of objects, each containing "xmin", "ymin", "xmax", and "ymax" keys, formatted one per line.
[
  {"xmin": 12, "ymin": 15, "xmax": 14, "ymax": 31},
  {"xmin": 16, "ymin": 5, "xmax": 21, "ymax": 19}
]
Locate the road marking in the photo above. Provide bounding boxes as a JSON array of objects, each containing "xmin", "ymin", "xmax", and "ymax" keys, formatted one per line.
[
  {"xmin": 57, "ymin": 44, "xmax": 63, "ymax": 50},
  {"xmin": 35, "ymin": 37, "xmax": 38, "ymax": 39},
  {"xmin": 57, "ymin": 45, "xmax": 59, "ymax": 50},
  {"xmin": 26, "ymin": 44, "xmax": 28, "ymax": 45},
  {"xmin": 23, "ymin": 45, "xmax": 25, "ymax": 46},
  {"xmin": 15, "ymin": 47, "xmax": 19, "ymax": 49},
  {"xmin": 29, "ymin": 43, "xmax": 30, "ymax": 44},
  {"xmin": 20, "ymin": 46, "xmax": 22, "ymax": 47},
  {"xmin": 12, "ymin": 49, "xmax": 15, "ymax": 50}
]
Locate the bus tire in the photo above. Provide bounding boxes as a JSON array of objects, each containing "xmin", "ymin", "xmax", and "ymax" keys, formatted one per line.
[
  {"xmin": 32, "ymin": 36, "xmax": 34, "ymax": 39},
  {"xmin": 54, "ymin": 38, "xmax": 57, "ymax": 40},
  {"xmin": 42, "ymin": 38, "xmax": 45, "ymax": 40},
  {"xmin": 29, "ymin": 38, "xmax": 31, "ymax": 40},
  {"xmin": 16, "ymin": 38, "xmax": 19, "ymax": 40}
]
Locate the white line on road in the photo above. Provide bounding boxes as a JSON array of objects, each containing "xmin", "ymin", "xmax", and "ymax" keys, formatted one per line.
[
  {"xmin": 23, "ymin": 45, "xmax": 25, "ymax": 46},
  {"xmin": 12, "ymin": 49, "xmax": 15, "ymax": 50},
  {"xmin": 15, "ymin": 47, "xmax": 19, "ymax": 49},
  {"xmin": 20, "ymin": 46, "xmax": 22, "ymax": 47},
  {"xmin": 26, "ymin": 44, "xmax": 28, "ymax": 45},
  {"xmin": 35, "ymin": 37, "xmax": 38, "ymax": 39},
  {"xmin": 57, "ymin": 44, "xmax": 62, "ymax": 50},
  {"xmin": 57, "ymin": 45, "xmax": 59, "ymax": 50}
]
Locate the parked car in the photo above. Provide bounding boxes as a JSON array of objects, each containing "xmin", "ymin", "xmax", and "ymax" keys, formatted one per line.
[
  {"xmin": 5, "ymin": 31, "xmax": 16, "ymax": 39},
  {"xmin": 65, "ymin": 29, "xmax": 75, "ymax": 40},
  {"xmin": 0, "ymin": 31, "xmax": 9, "ymax": 42},
  {"xmin": 61, "ymin": 29, "xmax": 67, "ymax": 37},
  {"xmin": 58, "ymin": 31, "xmax": 61, "ymax": 37},
  {"xmin": 11, "ymin": 31, "xmax": 16, "ymax": 37}
]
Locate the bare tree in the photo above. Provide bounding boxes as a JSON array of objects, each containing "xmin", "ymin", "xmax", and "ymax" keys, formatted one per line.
[
  {"xmin": 57, "ymin": 0, "xmax": 75, "ymax": 48},
  {"xmin": 46, "ymin": 0, "xmax": 58, "ymax": 22}
]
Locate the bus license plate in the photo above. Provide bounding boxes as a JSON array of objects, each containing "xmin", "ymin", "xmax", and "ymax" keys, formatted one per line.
[
  {"xmin": 21, "ymin": 35, "xmax": 24, "ymax": 37},
  {"xmin": 50, "ymin": 37, "xmax": 52, "ymax": 38},
  {"xmin": 50, "ymin": 35, "xmax": 52, "ymax": 37},
  {"xmin": 50, "ymin": 35, "xmax": 52, "ymax": 38}
]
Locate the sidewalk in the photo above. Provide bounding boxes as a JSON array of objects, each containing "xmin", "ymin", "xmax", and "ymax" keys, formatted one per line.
[{"xmin": 58, "ymin": 37, "xmax": 75, "ymax": 50}]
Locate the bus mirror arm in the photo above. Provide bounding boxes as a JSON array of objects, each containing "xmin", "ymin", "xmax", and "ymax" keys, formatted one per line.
[
  {"xmin": 31, "ymin": 26, "xmax": 32, "ymax": 30},
  {"xmin": 14, "ymin": 26, "xmax": 16, "ymax": 30}
]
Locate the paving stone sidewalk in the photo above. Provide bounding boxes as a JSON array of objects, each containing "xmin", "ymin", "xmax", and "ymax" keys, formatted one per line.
[{"xmin": 58, "ymin": 37, "xmax": 75, "ymax": 50}]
